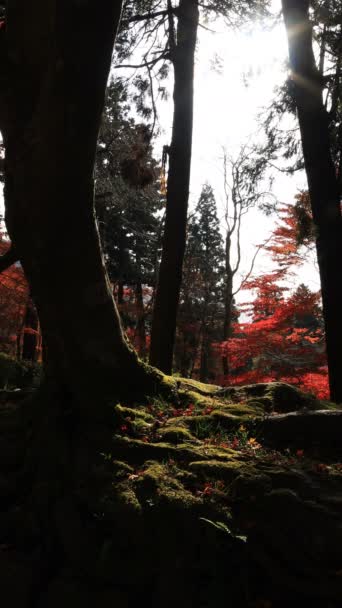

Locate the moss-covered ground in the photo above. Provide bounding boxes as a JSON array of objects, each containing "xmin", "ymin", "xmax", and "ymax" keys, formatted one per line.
[{"xmin": 1, "ymin": 380, "xmax": 342, "ymax": 607}]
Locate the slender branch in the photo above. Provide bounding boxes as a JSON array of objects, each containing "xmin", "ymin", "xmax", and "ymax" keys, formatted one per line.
[
  {"xmin": 147, "ymin": 62, "xmax": 158, "ymax": 138},
  {"xmin": 233, "ymin": 237, "xmax": 271, "ymax": 296},
  {"xmin": 232, "ymin": 206, "xmax": 242, "ymax": 276},
  {"xmin": 122, "ymin": 9, "xmax": 173, "ymax": 25},
  {"xmin": 114, "ymin": 52, "xmax": 167, "ymax": 70}
]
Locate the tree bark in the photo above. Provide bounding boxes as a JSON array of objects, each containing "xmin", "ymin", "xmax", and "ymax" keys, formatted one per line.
[
  {"xmin": 222, "ymin": 233, "xmax": 234, "ymax": 377},
  {"xmin": 0, "ymin": 1, "xmax": 155, "ymax": 409},
  {"xmin": 282, "ymin": 0, "xmax": 342, "ymax": 403},
  {"xmin": 22, "ymin": 299, "xmax": 39, "ymax": 362},
  {"xmin": 149, "ymin": 0, "xmax": 199, "ymax": 374},
  {"xmin": 135, "ymin": 281, "xmax": 147, "ymax": 358}
]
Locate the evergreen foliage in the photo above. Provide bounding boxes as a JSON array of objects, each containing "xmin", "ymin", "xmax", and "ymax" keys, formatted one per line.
[{"xmin": 175, "ymin": 184, "xmax": 225, "ymax": 380}]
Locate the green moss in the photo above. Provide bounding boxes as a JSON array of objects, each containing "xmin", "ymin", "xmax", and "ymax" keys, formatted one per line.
[
  {"xmin": 210, "ymin": 409, "xmax": 253, "ymax": 426},
  {"xmin": 111, "ymin": 460, "xmax": 134, "ymax": 479},
  {"xmin": 176, "ymin": 377, "xmax": 221, "ymax": 395},
  {"xmin": 130, "ymin": 462, "xmax": 202, "ymax": 511},
  {"xmin": 158, "ymin": 426, "xmax": 197, "ymax": 444},
  {"xmin": 198, "ymin": 446, "xmax": 245, "ymax": 460},
  {"xmin": 114, "ymin": 484, "xmax": 142, "ymax": 513},
  {"xmin": 218, "ymin": 402, "xmax": 263, "ymax": 416},
  {"xmin": 244, "ymin": 397, "xmax": 273, "ymax": 413},
  {"xmin": 217, "ymin": 382, "xmax": 326, "ymax": 414},
  {"xmin": 111, "ymin": 435, "xmax": 205, "ymax": 465},
  {"xmin": 189, "ymin": 459, "xmax": 254, "ymax": 481},
  {"xmin": 181, "ymin": 409, "xmax": 256, "ymax": 439},
  {"xmin": 178, "ymin": 389, "xmax": 216, "ymax": 409},
  {"xmin": 114, "ymin": 404, "xmax": 154, "ymax": 422}
]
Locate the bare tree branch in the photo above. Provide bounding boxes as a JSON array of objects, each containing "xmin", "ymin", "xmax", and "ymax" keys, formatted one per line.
[
  {"xmin": 233, "ymin": 237, "xmax": 271, "ymax": 296},
  {"xmin": 122, "ymin": 9, "xmax": 172, "ymax": 25}
]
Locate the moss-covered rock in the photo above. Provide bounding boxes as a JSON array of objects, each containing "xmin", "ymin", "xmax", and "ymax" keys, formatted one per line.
[{"xmin": 157, "ymin": 425, "xmax": 198, "ymax": 444}]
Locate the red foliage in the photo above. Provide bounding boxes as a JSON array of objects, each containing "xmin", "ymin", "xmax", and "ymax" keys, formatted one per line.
[
  {"xmin": 265, "ymin": 194, "xmax": 314, "ymax": 269},
  {"xmin": 0, "ymin": 237, "xmax": 29, "ymax": 355},
  {"xmin": 215, "ymin": 276, "xmax": 328, "ymax": 398},
  {"xmin": 0, "ymin": 229, "xmax": 42, "ymax": 360},
  {"xmin": 213, "ymin": 192, "xmax": 327, "ymax": 399}
]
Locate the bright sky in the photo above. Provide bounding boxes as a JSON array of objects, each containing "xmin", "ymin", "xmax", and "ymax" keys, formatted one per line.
[
  {"xmin": 0, "ymin": 2, "xmax": 320, "ymax": 296},
  {"xmin": 156, "ymin": 6, "xmax": 319, "ymax": 299}
]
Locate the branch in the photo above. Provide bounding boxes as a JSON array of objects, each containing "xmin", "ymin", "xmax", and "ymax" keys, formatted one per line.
[
  {"xmin": 233, "ymin": 237, "xmax": 271, "ymax": 296},
  {"xmin": 0, "ymin": 246, "xmax": 18, "ymax": 274},
  {"xmin": 122, "ymin": 9, "xmax": 173, "ymax": 25},
  {"xmin": 232, "ymin": 205, "xmax": 242, "ymax": 276},
  {"xmin": 114, "ymin": 52, "xmax": 167, "ymax": 70},
  {"xmin": 146, "ymin": 61, "xmax": 158, "ymax": 138}
]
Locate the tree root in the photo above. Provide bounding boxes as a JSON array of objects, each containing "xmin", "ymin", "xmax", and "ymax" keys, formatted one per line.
[{"xmin": 260, "ymin": 409, "xmax": 342, "ymax": 449}]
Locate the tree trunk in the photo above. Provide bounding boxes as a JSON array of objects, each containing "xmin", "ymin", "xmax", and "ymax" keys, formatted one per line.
[
  {"xmin": 282, "ymin": 0, "xmax": 342, "ymax": 403},
  {"xmin": 117, "ymin": 281, "xmax": 124, "ymax": 306},
  {"xmin": 135, "ymin": 281, "xmax": 147, "ymax": 358},
  {"xmin": 149, "ymin": 0, "xmax": 199, "ymax": 374},
  {"xmin": 222, "ymin": 235, "xmax": 234, "ymax": 377},
  {"xmin": 0, "ymin": 1, "xmax": 158, "ymax": 409},
  {"xmin": 199, "ymin": 332, "xmax": 209, "ymax": 382},
  {"xmin": 22, "ymin": 299, "xmax": 39, "ymax": 362}
]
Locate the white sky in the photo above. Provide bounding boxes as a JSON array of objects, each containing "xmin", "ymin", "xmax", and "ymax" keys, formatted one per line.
[
  {"xmin": 155, "ymin": 7, "xmax": 319, "ymax": 299},
  {"xmin": 0, "ymin": 2, "xmax": 320, "ymax": 297}
]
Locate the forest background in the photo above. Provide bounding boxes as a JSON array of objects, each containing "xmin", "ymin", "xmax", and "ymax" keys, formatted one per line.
[{"xmin": 0, "ymin": 0, "xmax": 338, "ymax": 400}]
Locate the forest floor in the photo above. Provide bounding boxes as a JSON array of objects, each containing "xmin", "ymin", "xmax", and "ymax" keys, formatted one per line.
[{"xmin": 0, "ymin": 379, "xmax": 342, "ymax": 607}]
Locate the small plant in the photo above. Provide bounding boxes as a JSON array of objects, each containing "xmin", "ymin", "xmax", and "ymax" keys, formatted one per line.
[{"xmin": 200, "ymin": 517, "xmax": 247, "ymax": 543}]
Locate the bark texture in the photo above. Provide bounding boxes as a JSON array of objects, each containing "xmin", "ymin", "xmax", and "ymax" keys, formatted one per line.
[
  {"xmin": 149, "ymin": 0, "xmax": 199, "ymax": 374},
  {"xmin": 222, "ymin": 233, "xmax": 234, "ymax": 377},
  {"xmin": 282, "ymin": 0, "xmax": 342, "ymax": 403},
  {"xmin": 0, "ymin": 1, "xmax": 154, "ymax": 407}
]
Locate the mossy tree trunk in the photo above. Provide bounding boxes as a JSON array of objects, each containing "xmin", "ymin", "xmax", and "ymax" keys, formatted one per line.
[
  {"xmin": 282, "ymin": 0, "xmax": 342, "ymax": 403},
  {"xmin": 149, "ymin": 0, "xmax": 199, "ymax": 374}
]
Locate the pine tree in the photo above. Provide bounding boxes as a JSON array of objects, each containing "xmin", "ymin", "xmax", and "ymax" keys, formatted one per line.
[
  {"xmin": 175, "ymin": 183, "xmax": 225, "ymax": 380},
  {"xmin": 95, "ymin": 80, "xmax": 164, "ymax": 354}
]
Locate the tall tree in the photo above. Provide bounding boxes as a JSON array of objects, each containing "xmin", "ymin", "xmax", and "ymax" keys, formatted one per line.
[
  {"xmin": 281, "ymin": 0, "xmax": 342, "ymax": 402},
  {"xmin": 95, "ymin": 78, "xmax": 163, "ymax": 355},
  {"xmin": 175, "ymin": 183, "xmax": 225, "ymax": 380},
  {"xmin": 149, "ymin": 0, "xmax": 199, "ymax": 373},
  {"xmin": 220, "ymin": 148, "xmax": 272, "ymax": 377},
  {"xmin": 118, "ymin": 0, "xmax": 269, "ymax": 373},
  {"xmin": 0, "ymin": 2, "xmax": 168, "ymax": 413}
]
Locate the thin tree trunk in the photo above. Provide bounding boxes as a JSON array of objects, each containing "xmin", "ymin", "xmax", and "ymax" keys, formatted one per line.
[
  {"xmin": 22, "ymin": 299, "xmax": 38, "ymax": 362},
  {"xmin": 117, "ymin": 281, "xmax": 124, "ymax": 306},
  {"xmin": 221, "ymin": 297, "xmax": 232, "ymax": 377},
  {"xmin": 199, "ymin": 331, "xmax": 209, "ymax": 382},
  {"xmin": 222, "ymin": 234, "xmax": 234, "ymax": 377},
  {"xmin": 149, "ymin": 0, "xmax": 199, "ymax": 374},
  {"xmin": 135, "ymin": 281, "xmax": 147, "ymax": 358},
  {"xmin": 1, "ymin": 1, "xmax": 152, "ymax": 408},
  {"xmin": 282, "ymin": 0, "xmax": 342, "ymax": 403}
]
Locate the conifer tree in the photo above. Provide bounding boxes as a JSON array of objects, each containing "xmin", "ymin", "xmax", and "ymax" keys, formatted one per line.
[{"xmin": 175, "ymin": 184, "xmax": 225, "ymax": 380}]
